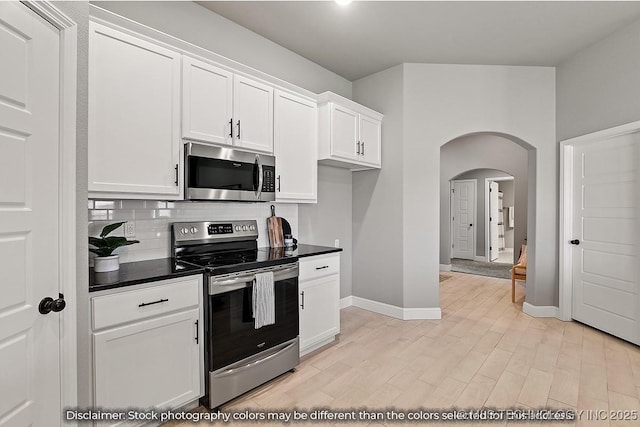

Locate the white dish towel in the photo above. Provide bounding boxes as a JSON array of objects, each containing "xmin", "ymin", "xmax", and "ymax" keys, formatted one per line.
[{"xmin": 252, "ymin": 271, "xmax": 275, "ymax": 329}]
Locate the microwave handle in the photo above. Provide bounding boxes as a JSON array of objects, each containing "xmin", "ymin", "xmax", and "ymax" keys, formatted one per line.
[{"xmin": 255, "ymin": 154, "xmax": 263, "ymax": 198}]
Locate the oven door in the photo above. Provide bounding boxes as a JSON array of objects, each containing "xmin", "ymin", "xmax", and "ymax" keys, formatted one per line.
[
  {"xmin": 207, "ymin": 263, "xmax": 299, "ymax": 371},
  {"xmin": 185, "ymin": 142, "xmax": 275, "ymax": 202}
]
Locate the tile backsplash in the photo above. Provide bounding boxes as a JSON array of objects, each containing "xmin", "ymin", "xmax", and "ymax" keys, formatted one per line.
[{"xmin": 88, "ymin": 200, "xmax": 298, "ymax": 264}]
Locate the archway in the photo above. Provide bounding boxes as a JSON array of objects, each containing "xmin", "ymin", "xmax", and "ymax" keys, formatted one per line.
[{"xmin": 439, "ymin": 132, "xmax": 534, "ymax": 301}]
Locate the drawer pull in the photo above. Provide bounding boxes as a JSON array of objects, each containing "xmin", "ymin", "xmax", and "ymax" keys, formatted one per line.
[
  {"xmin": 300, "ymin": 291, "xmax": 305, "ymax": 310},
  {"xmin": 138, "ymin": 298, "xmax": 168, "ymax": 308},
  {"xmin": 315, "ymin": 265, "xmax": 329, "ymax": 270}
]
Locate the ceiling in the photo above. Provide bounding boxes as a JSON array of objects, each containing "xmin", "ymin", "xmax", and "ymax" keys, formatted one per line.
[{"xmin": 198, "ymin": 1, "xmax": 640, "ymax": 81}]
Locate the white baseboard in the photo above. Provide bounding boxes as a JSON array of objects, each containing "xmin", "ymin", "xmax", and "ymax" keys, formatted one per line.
[
  {"xmin": 439, "ymin": 264, "xmax": 452, "ymax": 271},
  {"xmin": 343, "ymin": 296, "xmax": 441, "ymax": 320},
  {"xmin": 523, "ymin": 302, "xmax": 560, "ymax": 318},
  {"xmin": 474, "ymin": 256, "xmax": 487, "ymax": 262},
  {"xmin": 340, "ymin": 296, "xmax": 353, "ymax": 309}
]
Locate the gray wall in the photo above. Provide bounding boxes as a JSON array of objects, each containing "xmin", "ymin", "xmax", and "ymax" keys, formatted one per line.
[
  {"xmin": 557, "ymin": 18, "xmax": 640, "ymax": 141},
  {"xmin": 53, "ymin": 0, "xmax": 91, "ymax": 407},
  {"xmin": 406, "ymin": 65, "xmax": 554, "ymax": 308},
  {"xmin": 452, "ymin": 169, "xmax": 513, "ymax": 258},
  {"xmin": 352, "ymin": 65, "xmax": 405, "ymax": 307},
  {"xmin": 298, "ymin": 166, "xmax": 353, "ymax": 299},
  {"xmin": 92, "ymin": 1, "xmax": 351, "ymax": 98},
  {"xmin": 440, "ymin": 135, "xmax": 528, "ymax": 265},
  {"xmin": 499, "ymin": 179, "xmax": 515, "ymax": 249}
]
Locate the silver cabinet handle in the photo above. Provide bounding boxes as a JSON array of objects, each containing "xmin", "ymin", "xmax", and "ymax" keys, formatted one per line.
[
  {"xmin": 356, "ymin": 141, "xmax": 361, "ymax": 155},
  {"xmin": 237, "ymin": 120, "xmax": 241, "ymax": 139},
  {"xmin": 300, "ymin": 291, "xmax": 305, "ymax": 310},
  {"xmin": 362, "ymin": 141, "xmax": 365, "ymax": 156}
]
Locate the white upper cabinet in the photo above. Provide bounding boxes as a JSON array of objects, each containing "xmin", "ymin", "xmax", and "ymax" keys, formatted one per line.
[
  {"xmin": 358, "ymin": 112, "xmax": 382, "ymax": 167},
  {"xmin": 318, "ymin": 91, "xmax": 383, "ymax": 170},
  {"xmin": 330, "ymin": 104, "xmax": 359, "ymax": 161},
  {"xmin": 182, "ymin": 57, "xmax": 233, "ymax": 146},
  {"xmin": 183, "ymin": 57, "xmax": 274, "ymax": 154},
  {"xmin": 88, "ymin": 22, "xmax": 182, "ymax": 199},
  {"xmin": 274, "ymin": 90, "xmax": 318, "ymax": 203},
  {"xmin": 233, "ymin": 76, "xmax": 274, "ymax": 153}
]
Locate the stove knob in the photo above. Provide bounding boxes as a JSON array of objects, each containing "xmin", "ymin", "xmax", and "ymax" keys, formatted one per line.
[
  {"xmin": 250, "ymin": 225, "xmax": 256, "ymax": 231},
  {"xmin": 235, "ymin": 225, "xmax": 241, "ymax": 232},
  {"xmin": 242, "ymin": 225, "xmax": 248, "ymax": 231},
  {"xmin": 190, "ymin": 227, "xmax": 198, "ymax": 234},
  {"xmin": 181, "ymin": 227, "xmax": 189, "ymax": 235}
]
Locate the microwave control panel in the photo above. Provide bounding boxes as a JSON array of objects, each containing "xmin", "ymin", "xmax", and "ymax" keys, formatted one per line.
[{"xmin": 262, "ymin": 166, "xmax": 276, "ymax": 192}]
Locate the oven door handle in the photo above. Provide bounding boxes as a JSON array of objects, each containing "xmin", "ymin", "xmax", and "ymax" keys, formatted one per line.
[
  {"xmin": 209, "ymin": 263, "xmax": 299, "ymax": 294},
  {"xmin": 213, "ymin": 339, "xmax": 298, "ymax": 379}
]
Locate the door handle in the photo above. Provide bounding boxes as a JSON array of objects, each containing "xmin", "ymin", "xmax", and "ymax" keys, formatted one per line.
[
  {"xmin": 469, "ymin": 224, "xmax": 473, "ymax": 227},
  {"xmin": 570, "ymin": 239, "xmax": 580, "ymax": 245},
  {"xmin": 39, "ymin": 293, "xmax": 66, "ymax": 314}
]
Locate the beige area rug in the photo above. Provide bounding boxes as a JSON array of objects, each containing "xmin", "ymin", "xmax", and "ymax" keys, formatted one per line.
[{"xmin": 439, "ymin": 273, "xmax": 452, "ymax": 282}]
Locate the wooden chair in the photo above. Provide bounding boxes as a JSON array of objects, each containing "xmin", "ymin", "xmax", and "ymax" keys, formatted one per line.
[{"xmin": 511, "ymin": 244, "xmax": 527, "ymax": 303}]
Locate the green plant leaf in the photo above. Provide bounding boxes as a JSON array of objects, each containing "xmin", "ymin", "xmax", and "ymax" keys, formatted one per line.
[
  {"xmin": 100, "ymin": 221, "xmax": 126, "ymax": 237},
  {"xmin": 89, "ymin": 247, "xmax": 113, "ymax": 257}
]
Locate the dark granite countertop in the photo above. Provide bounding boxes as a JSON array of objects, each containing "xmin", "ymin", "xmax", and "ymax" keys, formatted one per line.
[
  {"xmin": 288, "ymin": 244, "xmax": 343, "ymax": 258},
  {"xmin": 89, "ymin": 258, "xmax": 204, "ymax": 293},
  {"xmin": 88, "ymin": 245, "xmax": 340, "ymax": 293}
]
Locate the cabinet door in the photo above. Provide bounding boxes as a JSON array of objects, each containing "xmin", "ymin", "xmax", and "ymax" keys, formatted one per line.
[
  {"xmin": 93, "ymin": 309, "xmax": 202, "ymax": 415},
  {"xmin": 299, "ymin": 275, "xmax": 340, "ymax": 353},
  {"xmin": 182, "ymin": 56, "xmax": 233, "ymax": 145},
  {"xmin": 359, "ymin": 113, "xmax": 382, "ymax": 167},
  {"xmin": 233, "ymin": 75, "xmax": 274, "ymax": 153},
  {"xmin": 274, "ymin": 91, "xmax": 317, "ymax": 203},
  {"xmin": 88, "ymin": 23, "xmax": 181, "ymax": 199},
  {"xmin": 330, "ymin": 103, "xmax": 358, "ymax": 161}
]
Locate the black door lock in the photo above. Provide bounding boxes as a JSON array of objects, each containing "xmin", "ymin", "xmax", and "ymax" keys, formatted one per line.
[
  {"xmin": 570, "ymin": 239, "xmax": 580, "ymax": 245},
  {"xmin": 39, "ymin": 293, "xmax": 66, "ymax": 314}
]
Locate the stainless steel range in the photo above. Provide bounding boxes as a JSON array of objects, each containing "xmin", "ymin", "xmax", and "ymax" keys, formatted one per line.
[{"xmin": 172, "ymin": 220, "xmax": 299, "ymax": 409}]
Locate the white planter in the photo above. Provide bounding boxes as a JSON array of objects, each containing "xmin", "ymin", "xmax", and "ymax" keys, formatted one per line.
[{"xmin": 94, "ymin": 255, "xmax": 119, "ymax": 272}]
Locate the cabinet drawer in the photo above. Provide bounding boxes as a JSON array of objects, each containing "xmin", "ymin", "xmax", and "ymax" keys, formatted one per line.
[
  {"xmin": 299, "ymin": 253, "xmax": 340, "ymax": 281},
  {"xmin": 92, "ymin": 276, "xmax": 201, "ymax": 330}
]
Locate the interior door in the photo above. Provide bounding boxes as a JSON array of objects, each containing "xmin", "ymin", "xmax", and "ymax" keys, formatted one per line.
[
  {"xmin": 489, "ymin": 181, "xmax": 500, "ymax": 261},
  {"xmin": 0, "ymin": 3, "xmax": 62, "ymax": 425},
  {"xmin": 571, "ymin": 132, "xmax": 640, "ymax": 345},
  {"xmin": 451, "ymin": 180, "xmax": 476, "ymax": 260}
]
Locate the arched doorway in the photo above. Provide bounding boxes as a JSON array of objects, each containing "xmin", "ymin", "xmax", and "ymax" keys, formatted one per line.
[{"xmin": 439, "ymin": 132, "xmax": 533, "ymax": 301}]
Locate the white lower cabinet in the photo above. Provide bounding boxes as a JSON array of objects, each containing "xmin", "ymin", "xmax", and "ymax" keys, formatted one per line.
[
  {"xmin": 91, "ymin": 275, "xmax": 204, "ymax": 425},
  {"xmin": 299, "ymin": 253, "xmax": 340, "ymax": 355}
]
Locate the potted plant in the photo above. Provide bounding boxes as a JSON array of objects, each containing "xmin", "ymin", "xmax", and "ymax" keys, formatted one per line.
[{"xmin": 89, "ymin": 221, "xmax": 139, "ymax": 272}]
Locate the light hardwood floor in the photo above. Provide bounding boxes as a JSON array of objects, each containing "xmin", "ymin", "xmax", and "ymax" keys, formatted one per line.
[{"xmin": 170, "ymin": 272, "xmax": 640, "ymax": 426}]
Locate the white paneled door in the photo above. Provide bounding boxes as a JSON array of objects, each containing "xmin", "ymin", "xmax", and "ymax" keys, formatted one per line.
[
  {"xmin": 451, "ymin": 180, "xmax": 476, "ymax": 260},
  {"xmin": 0, "ymin": 2, "xmax": 62, "ymax": 425},
  {"xmin": 489, "ymin": 181, "xmax": 500, "ymax": 261},
  {"xmin": 571, "ymin": 132, "xmax": 640, "ymax": 345}
]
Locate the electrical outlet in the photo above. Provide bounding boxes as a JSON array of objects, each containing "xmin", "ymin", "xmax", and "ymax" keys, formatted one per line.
[
  {"xmin": 334, "ymin": 239, "xmax": 340, "ymax": 248},
  {"xmin": 124, "ymin": 221, "xmax": 136, "ymax": 238}
]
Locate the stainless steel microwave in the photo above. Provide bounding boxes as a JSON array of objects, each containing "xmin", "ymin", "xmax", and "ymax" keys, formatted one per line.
[{"xmin": 184, "ymin": 142, "xmax": 276, "ymax": 202}]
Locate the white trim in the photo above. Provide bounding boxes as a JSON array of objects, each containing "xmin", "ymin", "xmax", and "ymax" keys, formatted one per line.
[
  {"xmin": 340, "ymin": 296, "xmax": 353, "ymax": 309},
  {"xmin": 439, "ymin": 264, "xmax": 452, "ymax": 272},
  {"xmin": 450, "ymin": 179, "xmax": 477, "ymax": 261},
  {"xmin": 558, "ymin": 120, "xmax": 640, "ymax": 323},
  {"xmin": 523, "ymin": 302, "xmax": 559, "ymax": 318},
  {"xmin": 346, "ymin": 296, "xmax": 442, "ymax": 320},
  {"xmin": 474, "ymin": 256, "xmax": 486, "ymax": 262},
  {"xmin": 26, "ymin": 1, "xmax": 79, "ymax": 419}
]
